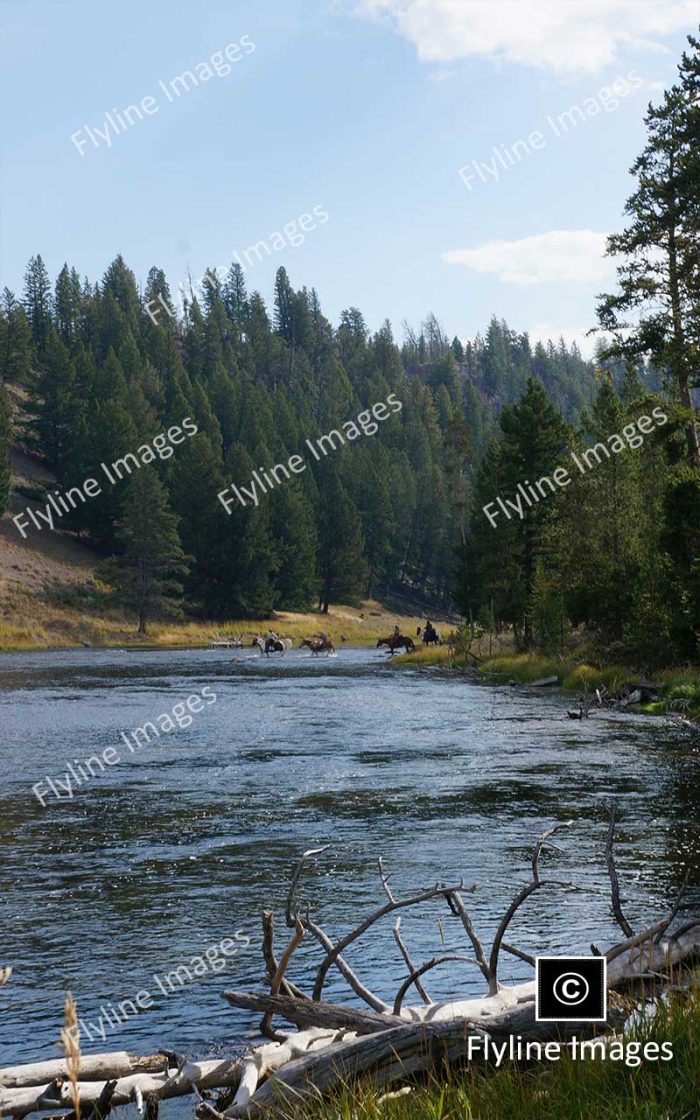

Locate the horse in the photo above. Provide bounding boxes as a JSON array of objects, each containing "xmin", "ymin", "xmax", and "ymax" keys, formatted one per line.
[
  {"xmin": 377, "ymin": 634, "xmax": 415, "ymax": 654},
  {"xmin": 417, "ymin": 625, "xmax": 442, "ymax": 646},
  {"xmin": 300, "ymin": 638, "xmax": 336, "ymax": 656},
  {"xmin": 253, "ymin": 635, "xmax": 292, "ymax": 656}
]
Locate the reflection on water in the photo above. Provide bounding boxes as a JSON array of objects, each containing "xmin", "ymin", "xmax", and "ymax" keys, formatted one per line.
[{"xmin": 0, "ymin": 647, "xmax": 698, "ymax": 1074}]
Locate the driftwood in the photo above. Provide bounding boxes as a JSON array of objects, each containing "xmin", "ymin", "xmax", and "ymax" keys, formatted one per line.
[
  {"xmin": 0, "ymin": 1054, "xmax": 170, "ymax": 1090},
  {"xmin": 3, "ymin": 811, "xmax": 698, "ymax": 1119},
  {"xmin": 209, "ymin": 813, "xmax": 699, "ymax": 1118},
  {"xmin": 0, "ymin": 1059, "xmax": 244, "ymax": 1118}
]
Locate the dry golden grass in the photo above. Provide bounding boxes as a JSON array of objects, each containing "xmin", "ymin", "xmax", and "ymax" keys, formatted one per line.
[
  {"xmin": 0, "ymin": 579, "xmax": 422, "ymax": 652},
  {"xmin": 60, "ymin": 992, "xmax": 81, "ymax": 1120}
]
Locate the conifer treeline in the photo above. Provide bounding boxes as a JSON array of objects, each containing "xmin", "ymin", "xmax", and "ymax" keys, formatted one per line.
[{"xmin": 0, "ymin": 254, "xmax": 603, "ymax": 620}]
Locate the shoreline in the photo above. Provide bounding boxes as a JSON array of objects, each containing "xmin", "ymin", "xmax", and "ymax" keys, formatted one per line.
[{"xmin": 393, "ymin": 647, "xmax": 700, "ymax": 722}]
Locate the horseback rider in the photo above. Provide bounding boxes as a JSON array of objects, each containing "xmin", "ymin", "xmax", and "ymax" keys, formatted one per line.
[{"xmin": 424, "ymin": 619, "xmax": 438, "ymax": 643}]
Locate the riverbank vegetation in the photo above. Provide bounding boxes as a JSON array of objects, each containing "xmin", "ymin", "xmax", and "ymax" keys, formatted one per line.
[{"xmin": 397, "ymin": 640, "xmax": 700, "ymax": 719}]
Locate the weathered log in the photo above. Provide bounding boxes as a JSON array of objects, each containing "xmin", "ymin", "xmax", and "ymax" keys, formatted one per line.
[
  {"xmin": 229, "ymin": 1020, "xmax": 490, "ymax": 1117},
  {"xmin": 0, "ymin": 1054, "xmax": 168, "ymax": 1090},
  {"xmin": 0, "ymin": 1059, "xmax": 243, "ymax": 1118},
  {"xmin": 223, "ymin": 991, "xmax": 406, "ymax": 1034},
  {"xmin": 530, "ymin": 676, "xmax": 559, "ymax": 687}
]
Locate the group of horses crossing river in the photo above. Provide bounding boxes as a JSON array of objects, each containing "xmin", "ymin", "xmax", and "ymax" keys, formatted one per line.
[{"xmin": 209, "ymin": 624, "xmax": 443, "ymax": 658}]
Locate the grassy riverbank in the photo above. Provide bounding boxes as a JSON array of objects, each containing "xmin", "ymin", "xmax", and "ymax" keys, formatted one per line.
[
  {"xmin": 395, "ymin": 645, "xmax": 700, "ymax": 720},
  {"xmin": 292, "ymin": 986, "xmax": 700, "ymax": 1120},
  {"xmin": 0, "ymin": 579, "xmax": 421, "ymax": 652}
]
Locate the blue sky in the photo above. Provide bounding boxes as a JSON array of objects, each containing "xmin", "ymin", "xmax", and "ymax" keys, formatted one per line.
[{"xmin": 2, "ymin": 0, "xmax": 698, "ymax": 353}]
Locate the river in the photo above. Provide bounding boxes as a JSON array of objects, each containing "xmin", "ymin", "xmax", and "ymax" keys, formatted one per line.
[{"xmin": 0, "ymin": 646, "xmax": 698, "ymax": 1076}]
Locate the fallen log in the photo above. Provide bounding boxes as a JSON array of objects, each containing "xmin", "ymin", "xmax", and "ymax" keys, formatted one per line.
[
  {"xmin": 223, "ymin": 991, "xmax": 406, "ymax": 1034},
  {"xmin": 0, "ymin": 1053, "xmax": 169, "ymax": 1090},
  {"xmin": 0, "ymin": 1059, "xmax": 244, "ymax": 1119}
]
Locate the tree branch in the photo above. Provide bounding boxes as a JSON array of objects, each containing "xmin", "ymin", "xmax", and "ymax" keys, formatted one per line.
[{"xmin": 605, "ymin": 804, "xmax": 634, "ymax": 938}]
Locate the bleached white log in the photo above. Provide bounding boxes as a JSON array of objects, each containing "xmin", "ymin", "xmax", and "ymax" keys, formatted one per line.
[
  {"xmin": 0, "ymin": 1057, "xmax": 243, "ymax": 1118},
  {"xmin": 0, "ymin": 1053, "xmax": 167, "ymax": 1089}
]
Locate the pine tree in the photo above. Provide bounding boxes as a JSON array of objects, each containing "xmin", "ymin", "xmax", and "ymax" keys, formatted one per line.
[
  {"xmin": 271, "ymin": 485, "xmax": 317, "ymax": 609},
  {"xmin": 26, "ymin": 329, "xmax": 76, "ymax": 471},
  {"xmin": 596, "ymin": 51, "xmax": 700, "ymax": 464},
  {"xmin": 217, "ymin": 443, "xmax": 278, "ymax": 617},
  {"xmin": 316, "ymin": 467, "xmax": 367, "ymax": 612},
  {"xmin": 556, "ymin": 381, "xmax": 647, "ymax": 645},
  {"xmin": 54, "ymin": 265, "xmax": 83, "ymax": 345},
  {"xmin": 223, "ymin": 262, "xmax": 248, "ymax": 332},
  {"xmin": 465, "ymin": 380, "xmax": 570, "ymax": 648},
  {"xmin": 22, "ymin": 255, "xmax": 52, "ymax": 356},
  {"xmin": 102, "ymin": 469, "xmax": 189, "ymax": 634},
  {"xmin": 1, "ymin": 290, "xmax": 33, "ymax": 384}
]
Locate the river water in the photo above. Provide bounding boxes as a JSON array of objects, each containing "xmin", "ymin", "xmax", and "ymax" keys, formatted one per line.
[{"xmin": 0, "ymin": 647, "xmax": 698, "ymax": 1073}]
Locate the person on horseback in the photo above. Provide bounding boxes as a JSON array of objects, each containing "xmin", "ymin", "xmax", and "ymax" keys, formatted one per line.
[{"xmin": 424, "ymin": 619, "xmax": 438, "ymax": 643}]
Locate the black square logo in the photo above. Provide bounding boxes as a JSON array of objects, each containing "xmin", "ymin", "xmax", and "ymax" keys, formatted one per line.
[{"xmin": 536, "ymin": 956, "xmax": 607, "ymax": 1022}]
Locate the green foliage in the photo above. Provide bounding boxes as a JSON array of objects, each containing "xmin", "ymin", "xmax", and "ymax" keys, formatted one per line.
[
  {"xmin": 99, "ymin": 468, "xmax": 189, "ymax": 633},
  {"xmin": 596, "ymin": 42, "xmax": 700, "ymax": 464}
]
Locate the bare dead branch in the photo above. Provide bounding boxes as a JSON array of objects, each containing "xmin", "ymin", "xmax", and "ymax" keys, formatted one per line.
[
  {"xmin": 261, "ymin": 912, "xmax": 306, "ymax": 1000},
  {"xmin": 223, "ymin": 991, "xmax": 405, "ymax": 1033},
  {"xmin": 605, "ymin": 920, "xmax": 669, "ymax": 964},
  {"xmin": 532, "ymin": 821, "xmax": 573, "ymax": 884},
  {"xmin": 260, "ymin": 918, "xmax": 305, "ymax": 1040},
  {"xmin": 305, "ymin": 916, "xmax": 388, "ymax": 1012},
  {"xmin": 501, "ymin": 942, "xmax": 536, "ymax": 966},
  {"xmin": 655, "ymin": 870, "xmax": 691, "ymax": 943},
  {"xmin": 377, "ymin": 858, "xmax": 395, "ymax": 903},
  {"xmin": 488, "ymin": 822, "xmax": 575, "ymax": 994},
  {"xmin": 392, "ymin": 956, "xmax": 481, "ymax": 1015},
  {"xmin": 669, "ymin": 917, "xmax": 700, "ymax": 942},
  {"xmin": 312, "ymin": 880, "xmax": 475, "ymax": 1002},
  {"xmin": 393, "ymin": 919, "xmax": 431, "ymax": 1005},
  {"xmin": 285, "ymin": 847, "xmax": 329, "ymax": 927},
  {"xmin": 489, "ymin": 878, "xmax": 576, "ymax": 993},
  {"xmin": 605, "ymin": 804, "xmax": 635, "ymax": 938},
  {"xmin": 446, "ymin": 890, "xmax": 490, "ymax": 984}
]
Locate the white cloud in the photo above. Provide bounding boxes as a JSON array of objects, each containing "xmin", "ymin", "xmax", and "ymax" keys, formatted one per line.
[
  {"xmin": 355, "ymin": 0, "xmax": 698, "ymax": 75},
  {"xmin": 442, "ymin": 230, "xmax": 613, "ymax": 286}
]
